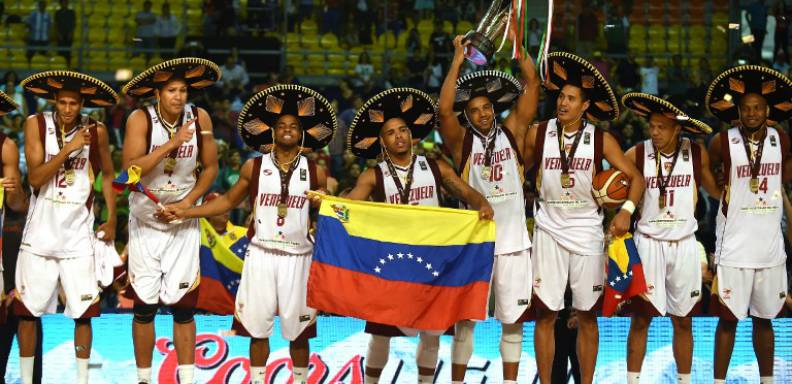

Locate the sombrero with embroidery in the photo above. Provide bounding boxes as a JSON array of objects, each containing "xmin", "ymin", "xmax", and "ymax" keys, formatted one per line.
[
  {"xmin": 622, "ymin": 93, "xmax": 712, "ymax": 134},
  {"xmin": 237, "ymin": 84, "xmax": 337, "ymax": 153},
  {"xmin": 122, "ymin": 57, "xmax": 221, "ymax": 99},
  {"xmin": 348, "ymin": 88, "xmax": 437, "ymax": 159},
  {"xmin": 543, "ymin": 51, "xmax": 620, "ymax": 121},
  {"xmin": 0, "ymin": 91, "xmax": 18, "ymax": 115},
  {"xmin": 20, "ymin": 71, "xmax": 119, "ymax": 107},
  {"xmin": 453, "ymin": 70, "xmax": 522, "ymax": 123},
  {"xmin": 705, "ymin": 65, "xmax": 792, "ymax": 126}
]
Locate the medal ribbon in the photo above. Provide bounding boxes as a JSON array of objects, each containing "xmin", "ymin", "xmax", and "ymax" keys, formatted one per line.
[
  {"xmin": 272, "ymin": 151, "xmax": 300, "ymax": 217},
  {"xmin": 739, "ymin": 128, "xmax": 766, "ymax": 193},
  {"xmin": 654, "ymin": 138, "xmax": 682, "ymax": 205},
  {"xmin": 385, "ymin": 154, "xmax": 417, "ymax": 204},
  {"xmin": 556, "ymin": 120, "xmax": 584, "ymax": 183}
]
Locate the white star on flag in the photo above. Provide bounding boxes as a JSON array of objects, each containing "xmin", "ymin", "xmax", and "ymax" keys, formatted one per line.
[
  {"xmin": 610, "ymin": 281, "xmax": 616, "ymax": 286},
  {"xmin": 432, "ymin": 271, "xmax": 439, "ymax": 277},
  {"xmin": 374, "ymin": 266, "xmax": 381, "ymax": 273},
  {"xmin": 397, "ymin": 252, "xmax": 404, "ymax": 258},
  {"xmin": 379, "ymin": 259, "xmax": 386, "ymax": 265},
  {"xmin": 629, "ymin": 271, "xmax": 633, "ymax": 276},
  {"xmin": 417, "ymin": 257, "xmax": 423, "ymax": 263},
  {"xmin": 407, "ymin": 253, "xmax": 413, "ymax": 259},
  {"xmin": 622, "ymin": 274, "xmax": 628, "ymax": 279},
  {"xmin": 388, "ymin": 254, "xmax": 394, "ymax": 260},
  {"xmin": 426, "ymin": 264, "xmax": 432, "ymax": 270},
  {"xmin": 615, "ymin": 276, "xmax": 621, "ymax": 282}
]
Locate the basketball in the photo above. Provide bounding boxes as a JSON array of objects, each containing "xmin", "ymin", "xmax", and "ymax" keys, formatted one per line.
[{"xmin": 591, "ymin": 168, "xmax": 630, "ymax": 208}]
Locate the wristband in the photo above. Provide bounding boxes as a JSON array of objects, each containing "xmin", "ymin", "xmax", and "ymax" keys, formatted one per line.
[{"xmin": 620, "ymin": 200, "xmax": 636, "ymax": 215}]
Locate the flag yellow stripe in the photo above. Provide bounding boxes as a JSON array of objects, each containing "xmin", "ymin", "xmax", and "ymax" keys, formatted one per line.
[{"xmin": 318, "ymin": 195, "xmax": 496, "ymax": 246}]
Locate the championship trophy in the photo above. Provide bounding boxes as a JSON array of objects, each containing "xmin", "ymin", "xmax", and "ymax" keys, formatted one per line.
[{"xmin": 463, "ymin": 0, "xmax": 512, "ymax": 65}]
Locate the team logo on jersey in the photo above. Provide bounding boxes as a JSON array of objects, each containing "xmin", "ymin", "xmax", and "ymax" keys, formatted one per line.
[
  {"xmin": 300, "ymin": 169, "xmax": 307, "ymax": 181},
  {"xmin": 419, "ymin": 161, "xmax": 428, "ymax": 171},
  {"xmin": 682, "ymin": 148, "xmax": 689, "ymax": 161},
  {"xmin": 299, "ymin": 315, "xmax": 311, "ymax": 322},
  {"xmin": 517, "ymin": 299, "xmax": 530, "ymax": 305},
  {"xmin": 263, "ymin": 169, "xmax": 272, "ymax": 176},
  {"xmin": 781, "ymin": 292, "xmax": 787, "ymax": 299},
  {"xmin": 648, "ymin": 152, "xmax": 657, "ymax": 160},
  {"xmin": 770, "ymin": 135, "xmax": 777, "ymax": 147},
  {"xmin": 592, "ymin": 284, "xmax": 603, "ymax": 292},
  {"xmin": 584, "ymin": 132, "xmax": 591, "ymax": 145},
  {"xmin": 179, "ymin": 282, "xmax": 189, "ymax": 289},
  {"xmin": 690, "ymin": 290, "xmax": 700, "ymax": 298},
  {"xmin": 80, "ymin": 294, "xmax": 93, "ymax": 301},
  {"xmin": 548, "ymin": 130, "xmax": 557, "ymax": 137},
  {"xmin": 731, "ymin": 137, "xmax": 740, "ymax": 144},
  {"xmin": 331, "ymin": 204, "xmax": 350, "ymax": 223}
]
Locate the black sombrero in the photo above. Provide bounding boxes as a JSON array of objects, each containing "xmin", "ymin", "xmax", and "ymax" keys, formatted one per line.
[
  {"xmin": 543, "ymin": 51, "xmax": 620, "ymax": 121},
  {"xmin": 20, "ymin": 71, "xmax": 119, "ymax": 107},
  {"xmin": 705, "ymin": 65, "xmax": 792, "ymax": 126},
  {"xmin": 121, "ymin": 57, "xmax": 221, "ymax": 99},
  {"xmin": 0, "ymin": 91, "xmax": 18, "ymax": 116},
  {"xmin": 347, "ymin": 88, "xmax": 437, "ymax": 159},
  {"xmin": 453, "ymin": 70, "xmax": 522, "ymax": 123},
  {"xmin": 622, "ymin": 93, "xmax": 712, "ymax": 134},
  {"xmin": 237, "ymin": 84, "xmax": 337, "ymax": 153}
]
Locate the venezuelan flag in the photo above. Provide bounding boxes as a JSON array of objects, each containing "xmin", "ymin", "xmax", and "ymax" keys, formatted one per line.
[
  {"xmin": 308, "ymin": 195, "xmax": 496, "ymax": 330},
  {"xmin": 603, "ymin": 233, "xmax": 647, "ymax": 317},
  {"xmin": 196, "ymin": 218, "xmax": 248, "ymax": 315},
  {"xmin": 112, "ymin": 166, "xmax": 160, "ymax": 203}
]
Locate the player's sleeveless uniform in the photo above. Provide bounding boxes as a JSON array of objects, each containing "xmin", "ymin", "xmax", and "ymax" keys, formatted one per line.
[
  {"xmin": 459, "ymin": 125, "xmax": 531, "ymax": 323},
  {"xmin": 532, "ymin": 119, "xmax": 605, "ymax": 311},
  {"xmin": 633, "ymin": 138, "xmax": 703, "ymax": 316},
  {"xmin": 232, "ymin": 154, "xmax": 318, "ymax": 341},
  {"xmin": 714, "ymin": 127, "xmax": 788, "ymax": 320},
  {"xmin": 365, "ymin": 156, "xmax": 450, "ymax": 336},
  {"xmin": 127, "ymin": 104, "xmax": 202, "ymax": 306},
  {"xmin": 15, "ymin": 112, "xmax": 101, "ymax": 319}
]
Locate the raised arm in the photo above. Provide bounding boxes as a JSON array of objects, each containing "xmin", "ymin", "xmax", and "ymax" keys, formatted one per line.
[
  {"xmin": 25, "ymin": 115, "xmax": 90, "ymax": 189},
  {"xmin": 171, "ymin": 158, "xmax": 254, "ymax": 220},
  {"xmin": 502, "ymin": 53, "xmax": 540, "ymax": 156},
  {"xmin": 345, "ymin": 168, "xmax": 377, "ymax": 201},
  {"xmin": 602, "ymin": 131, "xmax": 645, "ymax": 236},
  {"xmin": 435, "ymin": 160, "xmax": 494, "ymax": 220},
  {"xmin": 437, "ymin": 35, "xmax": 470, "ymax": 165},
  {"xmin": 1, "ymin": 137, "xmax": 27, "ymax": 212}
]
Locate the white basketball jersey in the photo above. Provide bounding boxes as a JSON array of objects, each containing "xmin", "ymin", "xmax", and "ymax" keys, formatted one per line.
[
  {"xmin": 376, "ymin": 156, "xmax": 440, "ymax": 206},
  {"xmin": 636, "ymin": 138, "xmax": 700, "ymax": 241},
  {"xmin": 128, "ymin": 104, "xmax": 200, "ymax": 230},
  {"xmin": 534, "ymin": 119, "xmax": 604, "ymax": 255},
  {"xmin": 21, "ymin": 112, "xmax": 96, "ymax": 258},
  {"xmin": 249, "ymin": 154, "xmax": 314, "ymax": 254},
  {"xmin": 460, "ymin": 125, "xmax": 530, "ymax": 255},
  {"xmin": 716, "ymin": 127, "xmax": 787, "ymax": 268}
]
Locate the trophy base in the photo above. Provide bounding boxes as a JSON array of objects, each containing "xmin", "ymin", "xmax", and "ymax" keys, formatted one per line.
[{"xmin": 464, "ymin": 30, "xmax": 495, "ymax": 66}]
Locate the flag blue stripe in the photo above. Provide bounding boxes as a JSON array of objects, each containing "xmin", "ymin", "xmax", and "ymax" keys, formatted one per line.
[
  {"xmin": 199, "ymin": 246, "xmax": 242, "ymax": 295},
  {"xmin": 314, "ymin": 215, "xmax": 494, "ymax": 287}
]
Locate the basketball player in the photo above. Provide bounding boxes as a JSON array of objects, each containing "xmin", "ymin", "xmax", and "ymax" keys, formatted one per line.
[
  {"xmin": 121, "ymin": 58, "xmax": 220, "ymax": 384},
  {"xmin": 15, "ymin": 71, "xmax": 118, "ymax": 384},
  {"xmin": 437, "ymin": 34, "xmax": 538, "ymax": 384},
  {"xmin": 524, "ymin": 52, "xmax": 644, "ymax": 384},
  {"xmin": 705, "ymin": 66, "xmax": 792, "ymax": 384},
  {"xmin": 0, "ymin": 91, "xmax": 28, "ymax": 325},
  {"xmin": 621, "ymin": 93, "xmax": 720, "ymax": 384},
  {"xmin": 162, "ymin": 84, "xmax": 336, "ymax": 384},
  {"xmin": 345, "ymin": 88, "xmax": 493, "ymax": 384}
]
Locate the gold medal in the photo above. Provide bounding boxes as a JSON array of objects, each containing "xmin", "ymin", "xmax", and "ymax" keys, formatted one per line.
[
  {"xmin": 277, "ymin": 202, "xmax": 288, "ymax": 218},
  {"xmin": 750, "ymin": 178, "xmax": 759, "ymax": 193},
  {"xmin": 658, "ymin": 194, "xmax": 666, "ymax": 209},
  {"xmin": 65, "ymin": 169, "xmax": 75, "ymax": 185},
  {"xmin": 164, "ymin": 157, "xmax": 177, "ymax": 173},
  {"xmin": 481, "ymin": 166, "xmax": 491, "ymax": 181},
  {"xmin": 561, "ymin": 173, "xmax": 571, "ymax": 188}
]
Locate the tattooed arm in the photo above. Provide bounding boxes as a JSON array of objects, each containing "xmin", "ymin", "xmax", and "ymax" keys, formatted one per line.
[{"xmin": 435, "ymin": 160, "xmax": 494, "ymax": 220}]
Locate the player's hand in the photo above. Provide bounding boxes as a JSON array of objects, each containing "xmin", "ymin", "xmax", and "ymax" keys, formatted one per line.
[
  {"xmin": 170, "ymin": 118, "xmax": 197, "ymax": 149},
  {"xmin": 66, "ymin": 126, "xmax": 92, "ymax": 153},
  {"xmin": 307, "ymin": 189, "xmax": 326, "ymax": 208},
  {"xmin": 478, "ymin": 201, "xmax": 494, "ymax": 220},
  {"xmin": 452, "ymin": 35, "xmax": 470, "ymax": 63},
  {"xmin": 157, "ymin": 200, "xmax": 191, "ymax": 222},
  {"xmin": 609, "ymin": 209, "xmax": 631, "ymax": 237},
  {"xmin": 1, "ymin": 176, "xmax": 19, "ymax": 193},
  {"xmin": 96, "ymin": 220, "xmax": 116, "ymax": 241}
]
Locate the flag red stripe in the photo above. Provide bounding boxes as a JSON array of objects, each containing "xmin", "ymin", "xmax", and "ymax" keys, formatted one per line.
[
  {"xmin": 308, "ymin": 261, "xmax": 489, "ymax": 330},
  {"xmin": 196, "ymin": 277, "xmax": 235, "ymax": 315}
]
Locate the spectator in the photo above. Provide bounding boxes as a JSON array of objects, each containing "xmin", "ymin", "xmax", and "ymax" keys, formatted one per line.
[
  {"xmin": 54, "ymin": 0, "xmax": 75, "ymax": 67},
  {"xmin": 774, "ymin": 50, "xmax": 791, "ymax": 75},
  {"xmin": 424, "ymin": 51, "xmax": 444, "ymax": 93},
  {"xmin": 577, "ymin": 7, "xmax": 598, "ymax": 58},
  {"xmin": 217, "ymin": 55, "xmax": 250, "ymax": 96},
  {"xmin": 406, "ymin": 47, "xmax": 428, "ymax": 88},
  {"xmin": 356, "ymin": 0, "xmax": 373, "ymax": 45},
  {"xmin": 26, "ymin": 1, "xmax": 51, "ymax": 63},
  {"xmin": 353, "ymin": 51, "xmax": 375, "ymax": 86},
  {"xmin": 436, "ymin": 0, "xmax": 458, "ymax": 30},
  {"xmin": 745, "ymin": 0, "xmax": 769, "ymax": 59},
  {"xmin": 775, "ymin": 1, "xmax": 789, "ymax": 58},
  {"xmin": 156, "ymin": 2, "xmax": 180, "ymax": 59},
  {"xmin": 604, "ymin": 5, "xmax": 628, "ymax": 54},
  {"xmin": 134, "ymin": 0, "xmax": 157, "ymax": 60},
  {"xmin": 2, "ymin": 72, "xmax": 28, "ymax": 122},
  {"xmin": 296, "ymin": 0, "xmax": 313, "ymax": 33},
  {"xmin": 639, "ymin": 56, "xmax": 659, "ymax": 95},
  {"xmin": 615, "ymin": 54, "xmax": 640, "ymax": 92},
  {"xmin": 691, "ymin": 57, "xmax": 714, "ymax": 102},
  {"xmin": 405, "ymin": 27, "xmax": 421, "ymax": 54},
  {"xmin": 340, "ymin": 19, "xmax": 359, "ymax": 48},
  {"xmin": 666, "ymin": 54, "xmax": 689, "ymax": 105},
  {"xmin": 321, "ymin": 0, "xmax": 342, "ymax": 37},
  {"xmin": 429, "ymin": 19, "xmax": 452, "ymax": 67},
  {"xmin": 528, "ymin": 18, "xmax": 542, "ymax": 57}
]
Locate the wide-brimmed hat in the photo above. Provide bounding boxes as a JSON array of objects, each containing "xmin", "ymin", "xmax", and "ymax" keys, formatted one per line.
[
  {"xmin": 122, "ymin": 57, "xmax": 221, "ymax": 99},
  {"xmin": 543, "ymin": 51, "xmax": 619, "ymax": 121},
  {"xmin": 622, "ymin": 92, "xmax": 712, "ymax": 134},
  {"xmin": 705, "ymin": 65, "xmax": 792, "ymax": 126},
  {"xmin": 0, "ymin": 91, "xmax": 18, "ymax": 116},
  {"xmin": 237, "ymin": 84, "xmax": 337, "ymax": 153},
  {"xmin": 20, "ymin": 71, "xmax": 119, "ymax": 107},
  {"xmin": 453, "ymin": 70, "xmax": 522, "ymax": 123},
  {"xmin": 347, "ymin": 88, "xmax": 437, "ymax": 159}
]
